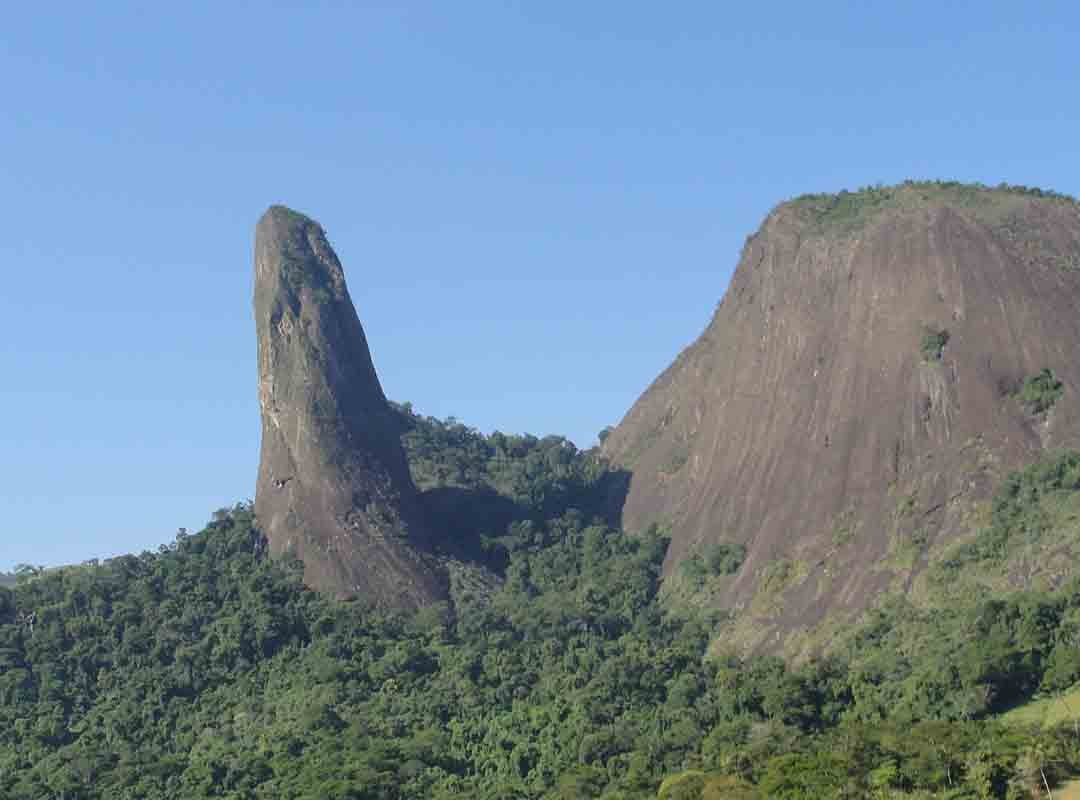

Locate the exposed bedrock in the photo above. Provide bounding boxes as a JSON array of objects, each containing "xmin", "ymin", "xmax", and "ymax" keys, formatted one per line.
[
  {"xmin": 253, "ymin": 206, "xmax": 446, "ymax": 609},
  {"xmin": 603, "ymin": 185, "xmax": 1080, "ymax": 647}
]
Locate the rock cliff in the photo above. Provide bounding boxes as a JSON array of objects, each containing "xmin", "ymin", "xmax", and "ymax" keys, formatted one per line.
[
  {"xmin": 602, "ymin": 183, "xmax": 1080, "ymax": 648},
  {"xmin": 253, "ymin": 206, "xmax": 446, "ymax": 609}
]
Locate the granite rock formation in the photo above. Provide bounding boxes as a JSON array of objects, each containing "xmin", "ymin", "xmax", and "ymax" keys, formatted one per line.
[
  {"xmin": 602, "ymin": 183, "xmax": 1080, "ymax": 648},
  {"xmin": 253, "ymin": 206, "xmax": 446, "ymax": 609}
]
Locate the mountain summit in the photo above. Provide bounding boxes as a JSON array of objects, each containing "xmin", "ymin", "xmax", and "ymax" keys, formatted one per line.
[
  {"xmin": 253, "ymin": 206, "xmax": 446, "ymax": 609},
  {"xmin": 603, "ymin": 183, "xmax": 1080, "ymax": 648}
]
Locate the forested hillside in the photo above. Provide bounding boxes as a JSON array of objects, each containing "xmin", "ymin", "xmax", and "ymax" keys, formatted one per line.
[
  {"xmin": 394, "ymin": 402, "xmax": 629, "ymax": 569},
  {"xmin": 2, "ymin": 413, "xmax": 1079, "ymax": 798}
]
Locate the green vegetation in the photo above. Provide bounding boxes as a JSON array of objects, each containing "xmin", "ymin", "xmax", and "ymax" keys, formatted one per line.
[
  {"xmin": 5, "ymin": 508, "xmax": 1079, "ymax": 800},
  {"xmin": 937, "ymin": 450, "xmax": 1080, "ymax": 575},
  {"xmin": 792, "ymin": 182, "xmax": 903, "ymax": 232},
  {"xmin": 920, "ymin": 326, "xmax": 951, "ymax": 362},
  {"xmin": 745, "ymin": 558, "xmax": 811, "ymax": 618},
  {"xmin": 680, "ymin": 543, "xmax": 747, "ymax": 585},
  {"xmin": 1001, "ymin": 683, "xmax": 1080, "ymax": 729},
  {"xmin": 395, "ymin": 402, "xmax": 616, "ymax": 506},
  {"xmin": 393, "ymin": 404, "xmax": 629, "ymax": 569},
  {"xmin": 3, "ymin": 414, "xmax": 1080, "ymax": 797},
  {"xmin": 0, "ymin": 565, "xmax": 46, "ymax": 587},
  {"xmin": 896, "ymin": 494, "xmax": 917, "ymax": 519},
  {"xmin": 835, "ymin": 581, "xmax": 1080, "ymax": 722},
  {"xmin": 831, "ymin": 507, "xmax": 859, "ymax": 547},
  {"xmin": 0, "ymin": 503, "xmax": 691, "ymax": 799},
  {"xmin": 1016, "ymin": 368, "xmax": 1065, "ymax": 414},
  {"xmin": 790, "ymin": 180, "xmax": 1079, "ymax": 234},
  {"xmin": 758, "ymin": 558, "xmax": 806, "ymax": 596}
]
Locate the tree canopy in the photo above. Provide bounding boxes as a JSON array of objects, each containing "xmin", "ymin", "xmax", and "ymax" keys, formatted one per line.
[{"xmin": 2, "ymin": 415, "xmax": 1078, "ymax": 799}]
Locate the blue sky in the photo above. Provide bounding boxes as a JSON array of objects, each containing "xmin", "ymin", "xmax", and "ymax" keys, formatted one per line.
[{"xmin": 3, "ymin": 2, "xmax": 1079, "ymax": 569}]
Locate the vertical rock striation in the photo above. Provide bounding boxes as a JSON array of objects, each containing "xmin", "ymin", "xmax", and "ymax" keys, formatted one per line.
[
  {"xmin": 253, "ymin": 206, "xmax": 446, "ymax": 609},
  {"xmin": 603, "ymin": 183, "xmax": 1080, "ymax": 648}
]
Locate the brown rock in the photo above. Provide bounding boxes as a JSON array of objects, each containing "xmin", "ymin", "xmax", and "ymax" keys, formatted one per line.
[
  {"xmin": 603, "ymin": 183, "xmax": 1080, "ymax": 644},
  {"xmin": 253, "ymin": 206, "xmax": 446, "ymax": 609}
]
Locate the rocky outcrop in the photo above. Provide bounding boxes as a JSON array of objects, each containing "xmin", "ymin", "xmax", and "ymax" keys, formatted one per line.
[
  {"xmin": 602, "ymin": 183, "xmax": 1080, "ymax": 648},
  {"xmin": 253, "ymin": 206, "xmax": 446, "ymax": 609}
]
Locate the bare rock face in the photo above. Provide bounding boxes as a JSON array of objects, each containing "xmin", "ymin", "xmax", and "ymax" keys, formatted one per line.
[
  {"xmin": 602, "ymin": 184, "xmax": 1080, "ymax": 649},
  {"xmin": 254, "ymin": 206, "xmax": 446, "ymax": 609}
]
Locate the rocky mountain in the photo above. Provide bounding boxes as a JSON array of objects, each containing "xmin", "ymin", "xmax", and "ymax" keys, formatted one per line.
[
  {"xmin": 602, "ymin": 182, "xmax": 1080, "ymax": 651},
  {"xmin": 253, "ymin": 206, "xmax": 447, "ymax": 609}
]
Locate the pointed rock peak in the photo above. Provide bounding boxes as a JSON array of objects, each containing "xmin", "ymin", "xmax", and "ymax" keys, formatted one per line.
[
  {"xmin": 255, "ymin": 206, "xmax": 349, "ymax": 305},
  {"xmin": 260, "ymin": 203, "xmax": 316, "ymax": 226},
  {"xmin": 253, "ymin": 206, "xmax": 446, "ymax": 610},
  {"xmin": 256, "ymin": 205, "xmax": 323, "ymax": 255}
]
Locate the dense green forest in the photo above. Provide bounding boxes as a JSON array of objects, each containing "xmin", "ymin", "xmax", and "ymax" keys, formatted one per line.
[{"xmin": 2, "ymin": 412, "xmax": 1079, "ymax": 798}]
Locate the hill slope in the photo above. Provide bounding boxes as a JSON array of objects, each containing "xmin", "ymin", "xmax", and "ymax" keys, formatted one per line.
[
  {"xmin": 603, "ymin": 182, "xmax": 1080, "ymax": 648},
  {"xmin": 3, "ymin": 451, "xmax": 1080, "ymax": 798}
]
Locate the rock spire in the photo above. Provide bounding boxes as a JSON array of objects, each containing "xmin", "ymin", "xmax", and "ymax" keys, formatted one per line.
[{"xmin": 253, "ymin": 206, "xmax": 445, "ymax": 609}]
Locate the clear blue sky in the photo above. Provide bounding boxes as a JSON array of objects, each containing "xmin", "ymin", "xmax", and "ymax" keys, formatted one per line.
[{"xmin": 3, "ymin": 2, "xmax": 1078, "ymax": 569}]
